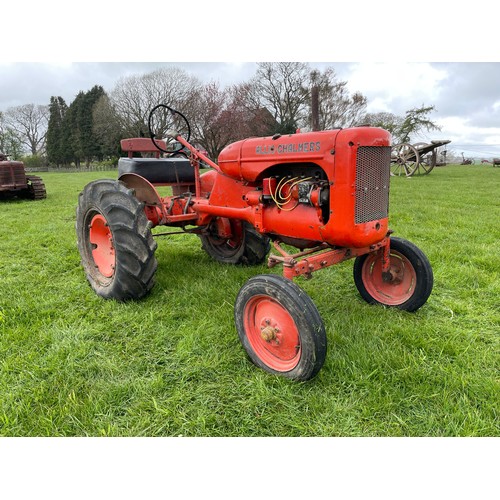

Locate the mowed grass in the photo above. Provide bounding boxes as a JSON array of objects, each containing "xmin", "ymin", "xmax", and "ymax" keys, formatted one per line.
[{"xmin": 0, "ymin": 165, "xmax": 498, "ymax": 436}]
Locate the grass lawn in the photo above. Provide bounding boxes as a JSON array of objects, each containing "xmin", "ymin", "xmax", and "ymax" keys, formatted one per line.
[{"xmin": 0, "ymin": 164, "xmax": 498, "ymax": 437}]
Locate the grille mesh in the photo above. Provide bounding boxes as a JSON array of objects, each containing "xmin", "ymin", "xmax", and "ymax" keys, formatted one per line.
[
  {"xmin": 0, "ymin": 164, "xmax": 26, "ymax": 187},
  {"xmin": 355, "ymin": 146, "xmax": 391, "ymax": 224}
]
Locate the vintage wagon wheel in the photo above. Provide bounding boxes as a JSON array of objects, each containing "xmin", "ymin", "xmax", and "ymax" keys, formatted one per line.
[
  {"xmin": 412, "ymin": 142, "xmax": 435, "ymax": 175},
  {"xmin": 390, "ymin": 143, "xmax": 420, "ymax": 177}
]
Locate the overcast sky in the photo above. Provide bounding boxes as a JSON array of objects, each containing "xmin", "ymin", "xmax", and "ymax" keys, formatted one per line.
[
  {"xmin": 1, "ymin": 61, "xmax": 498, "ymax": 158},
  {"xmin": 2, "ymin": 1, "xmax": 498, "ymax": 159}
]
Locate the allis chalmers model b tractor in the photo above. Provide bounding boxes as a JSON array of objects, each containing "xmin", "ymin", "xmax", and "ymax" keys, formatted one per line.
[
  {"xmin": 0, "ymin": 152, "xmax": 46, "ymax": 200},
  {"xmin": 76, "ymin": 105, "xmax": 433, "ymax": 381}
]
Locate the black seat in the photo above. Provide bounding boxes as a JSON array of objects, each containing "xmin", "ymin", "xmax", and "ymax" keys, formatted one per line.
[{"xmin": 118, "ymin": 157, "xmax": 195, "ymax": 184}]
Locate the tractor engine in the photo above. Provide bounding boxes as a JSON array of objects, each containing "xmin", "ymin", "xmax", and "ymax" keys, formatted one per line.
[{"xmin": 215, "ymin": 126, "xmax": 392, "ymax": 249}]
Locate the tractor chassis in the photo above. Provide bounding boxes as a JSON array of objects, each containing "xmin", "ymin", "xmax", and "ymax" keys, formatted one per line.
[{"xmin": 268, "ymin": 237, "xmax": 391, "ymax": 280}]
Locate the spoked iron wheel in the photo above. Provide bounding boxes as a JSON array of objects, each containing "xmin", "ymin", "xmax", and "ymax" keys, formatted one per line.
[
  {"xmin": 235, "ymin": 275, "xmax": 327, "ymax": 381},
  {"xmin": 411, "ymin": 143, "xmax": 435, "ymax": 175},
  {"xmin": 148, "ymin": 104, "xmax": 191, "ymax": 155},
  {"xmin": 353, "ymin": 237, "xmax": 433, "ymax": 312},
  {"xmin": 199, "ymin": 218, "xmax": 270, "ymax": 265},
  {"xmin": 390, "ymin": 143, "xmax": 420, "ymax": 177},
  {"xmin": 412, "ymin": 158, "xmax": 435, "ymax": 175}
]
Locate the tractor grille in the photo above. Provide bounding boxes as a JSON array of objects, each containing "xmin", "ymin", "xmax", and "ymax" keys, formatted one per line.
[
  {"xmin": 354, "ymin": 146, "xmax": 391, "ymax": 224},
  {"xmin": 0, "ymin": 163, "xmax": 25, "ymax": 187}
]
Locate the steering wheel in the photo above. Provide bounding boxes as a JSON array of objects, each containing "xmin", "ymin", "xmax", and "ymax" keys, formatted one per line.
[{"xmin": 148, "ymin": 104, "xmax": 191, "ymax": 155}]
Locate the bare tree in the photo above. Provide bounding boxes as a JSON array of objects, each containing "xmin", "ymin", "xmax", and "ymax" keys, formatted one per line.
[
  {"xmin": 109, "ymin": 67, "xmax": 202, "ymax": 137},
  {"xmin": 238, "ymin": 63, "xmax": 367, "ymax": 134},
  {"xmin": 4, "ymin": 104, "xmax": 49, "ymax": 155},
  {"xmin": 188, "ymin": 82, "xmax": 255, "ymax": 160},
  {"xmin": 247, "ymin": 62, "xmax": 311, "ymax": 134},
  {"xmin": 307, "ymin": 68, "xmax": 367, "ymax": 130}
]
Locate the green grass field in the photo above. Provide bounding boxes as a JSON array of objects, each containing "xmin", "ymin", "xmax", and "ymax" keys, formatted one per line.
[{"xmin": 0, "ymin": 165, "xmax": 498, "ymax": 436}]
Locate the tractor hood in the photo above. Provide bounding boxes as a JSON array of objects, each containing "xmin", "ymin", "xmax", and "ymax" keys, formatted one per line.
[
  {"xmin": 217, "ymin": 129, "xmax": 342, "ymax": 182},
  {"xmin": 217, "ymin": 127, "xmax": 390, "ymax": 182}
]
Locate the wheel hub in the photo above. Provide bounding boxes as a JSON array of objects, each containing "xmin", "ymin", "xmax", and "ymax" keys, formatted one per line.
[
  {"xmin": 89, "ymin": 214, "xmax": 115, "ymax": 278},
  {"xmin": 261, "ymin": 317, "xmax": 282, "ymax": 342}
]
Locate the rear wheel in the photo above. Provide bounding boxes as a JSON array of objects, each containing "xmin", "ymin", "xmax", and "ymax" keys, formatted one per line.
[
  {"xmin": 199, "ymin": 218, "xmax": 270, "ymax": 265},
  {"xmin": 235, "ymin": 275, "xmax": 327, "ymax": 381},
  {"xmin": 76, "ymin": 179, "xmax": 158, "ymax": 300},
  {"xmin": 353, "ymin": 237, "xmax": 433, "ymax": 312}
]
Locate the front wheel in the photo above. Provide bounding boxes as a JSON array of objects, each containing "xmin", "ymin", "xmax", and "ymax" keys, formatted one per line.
[
  {"xmin": 234, "ymin": 275, "xmax": 327, "ymax": 381},
  {"xmin": 76, "ymin": 179, "xmax": 158, "ymax": 300},
  {"xmin": 353, "ymin": 237, "xmax": 433, "ymax": 312}
]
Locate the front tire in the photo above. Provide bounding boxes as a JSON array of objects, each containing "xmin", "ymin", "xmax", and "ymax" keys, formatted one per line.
[
  {"xmin": 76, "ymin": 179, "xmax": 158, "ymax": 300},
  {"xmin": 353, "ymin": 237, "xmax": 433, "ymax": 312},
  {"xmin": 235, "ymin": 275, "xmax": 327, "ymax": 381}
]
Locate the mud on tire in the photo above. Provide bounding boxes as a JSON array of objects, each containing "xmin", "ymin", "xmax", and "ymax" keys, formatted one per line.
[{"xmin": 76, "ymin": 179, "xmax": 158, "ymax": 300}]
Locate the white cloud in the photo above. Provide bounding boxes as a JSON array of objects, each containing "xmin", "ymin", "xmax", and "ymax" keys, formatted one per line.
[{"xmin": 346, "ymin": 63, "xmax": 447, "ymax": 114}]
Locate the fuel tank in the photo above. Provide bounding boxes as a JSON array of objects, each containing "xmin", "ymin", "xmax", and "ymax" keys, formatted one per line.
[{"xmin": 218, "ymin": 130, "xmax": 340, "ymax": 182}]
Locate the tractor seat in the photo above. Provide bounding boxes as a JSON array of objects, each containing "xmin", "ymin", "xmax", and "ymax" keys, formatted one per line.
[{"xmin": 118, "ymin": 137, "xmax": 195, "ymax": 185}]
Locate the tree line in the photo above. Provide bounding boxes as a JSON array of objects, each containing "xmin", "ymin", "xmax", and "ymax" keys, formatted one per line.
[{"xmin": 0, "ymin": 62, "xmax": 440, "ymax": 167}]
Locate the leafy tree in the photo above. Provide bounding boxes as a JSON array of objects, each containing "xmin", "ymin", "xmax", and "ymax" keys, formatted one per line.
[
  {"xmin": 55, "ymin": 86, "xmax": 106, "ymax": 167},
  {"xmin": 395, "ymin": 105, "xmax": 441, "ymax": 143},
  {"xmin": 364, "ymin": 105, "xmax": 441, "ymax": 144},
  {"xmin": 61, "ymin": 92, "xmax": 84, "ymax": 166},
  {"xmin": 78, "ymin": 85, "xmax": 106, "ymax": 166},
  {"xmin": 92, "ymin": 94, "xmax": 123, "ymax": 158},
  {"xmin": 46, "ymin": 96, "xmax": 68, "ymax": 167}
]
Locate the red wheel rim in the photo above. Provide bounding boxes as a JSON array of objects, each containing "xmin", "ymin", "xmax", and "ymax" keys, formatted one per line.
[
  {"xmin": 243, "ymin": 295, "xmax": 301, "ymax": 372},
  {"xmin": 89, "ymin": 214, "xmax": 115, "ymax": 278},
  {"xmin": 361, "ymin": 250, "xmax": 417, "ymax": 306}
]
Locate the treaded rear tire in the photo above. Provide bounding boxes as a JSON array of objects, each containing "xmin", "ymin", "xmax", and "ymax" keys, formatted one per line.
[
  {"xmin": 200, "ymin": 219, "xmax": 270, "ymax": 265},
  {"xmin": 76, "ymin": 179, "xmax": 158, "ymax": 300}
]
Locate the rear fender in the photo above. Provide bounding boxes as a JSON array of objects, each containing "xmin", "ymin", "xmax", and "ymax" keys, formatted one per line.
[{"xmin": 118, "ymin": 173, "xmax": 166, "ymax": 224}]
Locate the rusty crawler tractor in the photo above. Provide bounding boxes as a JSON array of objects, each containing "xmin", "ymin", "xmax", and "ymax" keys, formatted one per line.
[
  {"xmin": 76, "ymin": 105, "xmax": 434, "ymax": 381},
  {"xmin": 0, "ymin": 152, "xmax": 46, "ymax": 200}
]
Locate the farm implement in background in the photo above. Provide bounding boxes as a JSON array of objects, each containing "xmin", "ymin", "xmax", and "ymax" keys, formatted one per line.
[{"xmin": 391, "ymin": 140, "xmax": 451, "ymax": 177}]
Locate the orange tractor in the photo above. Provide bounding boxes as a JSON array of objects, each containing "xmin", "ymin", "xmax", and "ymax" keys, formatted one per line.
[{"xmin": 76, "ymin": 105, "xmax": 433, "ymax": 381}]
